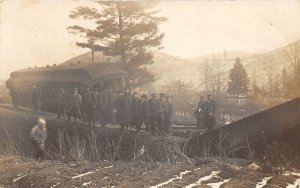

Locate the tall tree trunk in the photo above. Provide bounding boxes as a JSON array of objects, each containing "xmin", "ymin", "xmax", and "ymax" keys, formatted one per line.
[{"xmin": 118, "ymin": 5, "xmax": 126, "ymax": 64}]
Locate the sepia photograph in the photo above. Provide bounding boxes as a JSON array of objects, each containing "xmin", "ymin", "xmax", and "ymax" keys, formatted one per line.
[{"xmin": 0, "ymin": 0, "xmax": 300, "ymax": 187}]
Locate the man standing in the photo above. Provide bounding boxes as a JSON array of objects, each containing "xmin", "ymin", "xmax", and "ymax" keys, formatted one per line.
[
  {"xmin": 57, "ymin": 88, "xmax": 66, "ymax": 120},
  {"xmin": 120, "ymin": 88, "xmax": 133, "ymax": 130},
  {"xmin": 206, "ymin": 94, "xmax": 216, "ymax": 131},
  {"xmin": 105, "ymin": 88, "xmax": 115, "ymax": 124},
  {"xmin": 114, "ymin": 91, "xmax": 123, "ymax": 125},
  {"xmin": 148, "ymin": 93, "xmax": 158, "ymax": 135},
  {"xmin": 64, "ymin": 89, "xmax": 71, "ymax": 122},
  {"xmin": 140, "ymin": 94, "xmax": 149, "ymax": 132},
  {"xmin": 78, "ymin": 87, "xmax": 86, "ymax": 122},
  {"xmin": 30, "ymin": 117, "xmax": 48, "ymax": 162},
  {"xmin": 69, "ymin": 88, "xmax": 82, "ymax": 124},
  {"xmin": 84, "ymin": 87, "xmax": 97, "ymax": 127},
  {"xmin": 132, "ymin": 92, "xmax": 142, "ymax": 132},
  {"xmin": 194, "ymin": 96, "xmax": 206, "ymax": 129},
  {"xmin": 164, "ymin": 96, "xmax": 174, "ymax": 134},
  {"xmin": 95, "ymin": 88, "xmax": 104, "ymax": 127},
  {"xmin": 157, "ymin": 93, "xmax": 166, "ymax": 134}
]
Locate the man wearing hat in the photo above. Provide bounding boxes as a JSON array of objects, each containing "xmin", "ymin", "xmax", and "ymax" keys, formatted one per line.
[
  {"xmin": 140, "ymin": 94, "xmax": 149, "ymax": 132},
  {"xmin": 194, "ymin": 96, "xmax": 207, "ymax": 129},
  {"xmin": 164, "ymin": 95, "xmax": 174, "ymax": 134},
  {"xmin": 57, "ymin": 88, "xmax": 66, "ymax": 120},
  {"xmin": 206, "ymin": 94, "xmax": 216, "ymax": 131},
  {"xmin": 30, "ymin": 117, "xmax": 48, "ymax": 162},
  {"xmin": 69, "ymin": 88, "xmax": 82, "ymax": 124}
]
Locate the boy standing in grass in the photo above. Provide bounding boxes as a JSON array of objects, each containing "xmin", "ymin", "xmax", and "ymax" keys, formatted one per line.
[{"xmin": 30, "ymin": 117, "xmax": 48, "ymax": 162}]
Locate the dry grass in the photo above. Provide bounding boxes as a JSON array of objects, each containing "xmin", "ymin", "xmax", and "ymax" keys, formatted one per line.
[
  {"xmin": 262, "ymin": 141, "xmax": 296, "ymax": 174},
  {"xmin": 0, "ymin": 125, "xmax": 19, "ymax": 156},
  {"xmin": 216, "ymin": 130, "xmax": 245, "ymax": 158}
]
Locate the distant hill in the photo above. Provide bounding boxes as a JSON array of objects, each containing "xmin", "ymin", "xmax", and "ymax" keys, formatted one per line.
[
  {"xmin": 59, "ymin": 39, "xmax": 300, "ymax": 90},
  {"xmin": 60, "ymin": 50, "xmax": 200, "ymax": 83},
  {"xmin": 241, "ymin": 39, "xmax": 300, "ymax": 87}
]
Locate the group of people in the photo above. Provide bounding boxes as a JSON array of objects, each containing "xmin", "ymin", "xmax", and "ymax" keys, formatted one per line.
[
  {"xmin": 194, "ymin": 95, "xmax": 216, "ymax": 131},
  {"xmin": 56, "ymin": 86, "xmax": 174, "ymax": 135},
  {"xmin": 114, "ymin": 88, "xmax": 174, "ymax": 135},
  {"xmin": 56, "ymin": 87, "xmax": 115, "ymax": 127},
  {"xmin": 29, "ymin": 93, "xmax": 216, "ymax": 162}
]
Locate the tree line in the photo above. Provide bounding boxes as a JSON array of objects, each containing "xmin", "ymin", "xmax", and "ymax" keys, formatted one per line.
[{"xmin": 67, "ymin": 1, "xmax": 300, "ymax": 100}]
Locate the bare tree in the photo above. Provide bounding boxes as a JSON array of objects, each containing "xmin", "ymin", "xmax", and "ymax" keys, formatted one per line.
[
  {"xmin": 264, "ymin": 63, "xmax": 275, "ymax": 103},
  {"xmin": 201, "ymin": 58, "xmax": 224, "ymax": 96},
  {"xmin": 285, "ymin": 43, "xmax": 300, "ymax": 96}
]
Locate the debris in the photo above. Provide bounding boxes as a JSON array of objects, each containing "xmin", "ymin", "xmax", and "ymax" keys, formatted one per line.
[
  {"xmin": 284, "ymin": 172, "xmax": 300, "ymax": 177},
  {"xmin": 286, "ymin": 179, "xmax": 300, "ymax": 188},
  {"xmin": 13, "ymin": 175, "xmax": 26, "ymax": 183},
  {"xmin": 104, "ymin": 165, "xmax": 114, "ymax": 169},
  {"xmin": 248, "ymin": 162, "xmax": 261, "ymax": 171},
  {"xmin": 82, "ymin": 182, "xmax": 92, "ymax": 186},
  {"xmin": 69, "ymin": 163, "xmax": 80, "ymax": 167}
]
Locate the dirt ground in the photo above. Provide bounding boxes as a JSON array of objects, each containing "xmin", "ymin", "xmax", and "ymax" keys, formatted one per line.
[
  {"xmin": 0, "ymin": 155, "xmax": 299, "ymax": 188},
  {"xmin": 0, "ymin": 105, "xmax": 300, "ymax": 188}
]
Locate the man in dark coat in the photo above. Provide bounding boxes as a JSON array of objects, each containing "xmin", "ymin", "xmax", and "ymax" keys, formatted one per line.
[
  {"xmin": 206, "ymin": 94, "xmax": 216, "ymax": 131},
  {"xmin": 94, "ymin": 88, "xmax": 102, "ymax": 126},
  {"xmin": 69, "ymin": 88, "xmax": 82, "ymax": 124},
  {"xmin": 164, "ymin": 96, "xmax": 174, "ymax": 134},
  {"xmin": 79, "ymin": 86, "xmax": 86, "ymax": 122},
  {"xmin": 157, "ymin": 93, "xmax": 166, "ymax": 134},
  {"xmin": 140, "ymin": 94, "xmax": 149, "ymax": 132},
  {"xmin": 194, "ymin": 96, "xmax": 206, "ymax": 129},
  {"xmin": 132, "ymin": 92, "xmax": 142, "ymax": 131},
  {"xmin": 104, "ymin": 88, "xmax": 116, "ymax": 124},
  {"xmin": 84, "ymin": 87, "xmax": 97, "ymax": 127},
  {"xmin": 148, "ymin": 93, "xmax": 158, "ymax": 135},
  {"xmin": 64, "ymin": 89, "xmax": 71, "ymax": 122},
  {"xmin": 57, "ymin": 88, "xmax": 66, "ymax": 120},
  {"xmin": 119, "ymin": 88, "xmax": 133, "ymax": 130},
  {"xmin": 114, "ymin": 91, "xmax": 123, "ymax": 125}
]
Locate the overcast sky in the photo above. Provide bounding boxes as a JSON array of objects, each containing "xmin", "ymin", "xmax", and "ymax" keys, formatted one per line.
[{"xmin": 1, "ymin": 0, "xmax": 300, "ymax": 79}]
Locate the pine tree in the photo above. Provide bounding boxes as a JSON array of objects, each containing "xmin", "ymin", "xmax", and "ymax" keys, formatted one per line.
[
  {"xmin": 227, "ymin": 57, "xmax": 250, "ymax": 97},
  {"xmin": 68, "ymin": 1, "xmax": 167, "ymax": 85}
]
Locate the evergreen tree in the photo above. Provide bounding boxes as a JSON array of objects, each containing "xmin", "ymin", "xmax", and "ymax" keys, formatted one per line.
[
  {"xmin": 227, "ymin": 57, "xmax": 250, "ymax": 97},
  {"xmin": 68, "ymin": 1, "xmax": 167, "ymax": 85}
]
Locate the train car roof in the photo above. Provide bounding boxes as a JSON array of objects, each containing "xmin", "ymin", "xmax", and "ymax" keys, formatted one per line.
[{"xmin": 9, "ymin": 62, "xmax": 127, "ymax": 86}]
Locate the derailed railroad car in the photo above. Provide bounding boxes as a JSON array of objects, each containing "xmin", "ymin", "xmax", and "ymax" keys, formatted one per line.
[{"xmin": 6, "ymin": 62, "xmax": 127, "ymax": 112}]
